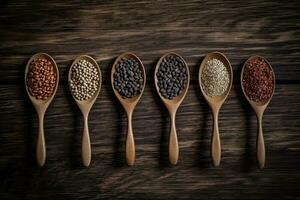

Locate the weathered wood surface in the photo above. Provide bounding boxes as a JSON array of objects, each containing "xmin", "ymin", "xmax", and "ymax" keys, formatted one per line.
[
  {"xmin": 0, "ymin": 1, "xmax": 300, "ymax": 83},
  {"xmin": 0, "ymin": 0, "xmax": 300, "ymax": 199}
]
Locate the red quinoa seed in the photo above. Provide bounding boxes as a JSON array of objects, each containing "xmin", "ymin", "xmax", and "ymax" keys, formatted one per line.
[{"xmin": 242, "ymin": 57, "xmax": 274, "ymax": 103}]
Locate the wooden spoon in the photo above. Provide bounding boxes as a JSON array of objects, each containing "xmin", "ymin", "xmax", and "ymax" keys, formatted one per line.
[
  {"xmin": 241, "ymin": 56, "xmax": 275, "ymax": 169},
  {"xmin": 25, "ymin": 53, "xmax": 59, "ymax": 167},
  {"xmin": 68, "ymin": 55, "xmax": 102, "ymax": 167},
  {"xmin": 111, "ymin": 52, "xmax": 146, "ymax": 166},
  {"xmin": 199, "ymin": 52, "xmax": 233, "ymax": 167},
  {"xmin": 154, "ymin": 52, "xmax": 190, "ymax": 165}
]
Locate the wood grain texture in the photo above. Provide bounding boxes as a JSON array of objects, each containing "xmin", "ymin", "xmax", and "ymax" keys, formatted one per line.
[
  {"xmin": 0, "ymin": 0, "xmax": 300, "ymax": 199},
  {"xmin": 1, "ymin": 84, "xmax": 300, "ymax": 199},
  {"xmin": 0, "ymin": 0, "xmax": 300, "ymax": 83}
]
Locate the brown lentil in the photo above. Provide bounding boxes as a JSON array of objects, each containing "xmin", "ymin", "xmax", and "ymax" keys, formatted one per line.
[
  {"xmin": 242, "ymin": 57, "xmax": 274, "ymax": 103},
  {"xmin": 26, "ymin": 57, "xmax": 57, "ymax": 100}
]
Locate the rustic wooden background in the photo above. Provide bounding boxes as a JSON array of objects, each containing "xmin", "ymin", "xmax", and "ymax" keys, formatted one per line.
[{"xmin": 0, "ymin": 1, "xmax": 299, "ymax": 199}]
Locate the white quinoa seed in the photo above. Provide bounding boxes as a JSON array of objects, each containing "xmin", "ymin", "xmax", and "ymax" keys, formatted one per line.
[
  {"xmin": 70, "ymin": 59, "xmax": 100, "ymax": 101},
  {"xmin": 201, "ymin": 58, "xmax": 229, "ymax": 96}
]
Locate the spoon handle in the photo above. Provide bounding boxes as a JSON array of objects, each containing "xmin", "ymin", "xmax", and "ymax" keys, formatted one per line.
[
  {"xmin": 126, "ymin": 111, "xmax": 135, "ymax": 166},
  {"xmin": 257, "ymin": 116, "xmax": 265, "ymax": 168},
  {"xmin": 211, "ymin": 111, "xmax": 221, "ymax": 167},
  {"xmin": 169, "ymin": 112, "xmax": 178, "ymax": 165},
  {"xmin": 82, "ymin": 115, "xmax": 91, "ymax": 167},
  {"xmin": 36, "ymin": 112, "xmax": 46, "ymax": 167}
]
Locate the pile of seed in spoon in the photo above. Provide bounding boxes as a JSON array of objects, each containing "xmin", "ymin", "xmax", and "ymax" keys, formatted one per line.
[
  {"xmin": 156, "ymin": 55, "xmax": 187, "ymax": 100},
  {"xmin": 242, "ymin": 57, "xmax": 274, "ymax": 103},
  {"xmin": 201, "ymin": 58, "xmax": 230, "ymax": 96},
  {"xmin": 26, "ymin": 57, "xmax": 57, "ymax": 100},
  {"xmin": 113, "ymin": 57, "xmax": 144, "ymax": 98},
  {"xmin": 69, "ymin": 59, "xmax": 100, "ymax": 101}
]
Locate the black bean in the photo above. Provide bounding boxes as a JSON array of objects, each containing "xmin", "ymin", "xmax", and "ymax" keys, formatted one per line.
[
  {"xmin": 113, "ymin": 57, "xmax": 144, "ymax": 98},
  {"xmin": 156, "ymin": 55, "xmax": 187, "ymax": 100}
]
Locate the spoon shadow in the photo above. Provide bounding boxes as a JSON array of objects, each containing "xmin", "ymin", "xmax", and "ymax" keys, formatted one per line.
[
  {"xmin": 150, "ymin": 59, "xmax": 169, "ymax": 168},
  {"xmin": 106, "ymin": 57, "xmax": 125, "ymax": 168},
  {"xmin": 64, "ymin": 77, "xmax": 83, "ymax": 169},
  {"xmin": 23, "ymin": 82, "xmax": 37, "ymax": 168},
  {"xmin": 192, "ymin": 56, "xmax": 211, "ymax": 168},
  {"xmin": 235, "ymin": 60, "xmax": 256, "ymax": 172},
  {"xmin": 22, "ymin": 56, "xmax": 45, "ymax": 169},
  {"xmin": 110, "ymin": 89, "xmax": 125, "ymax": 168}
]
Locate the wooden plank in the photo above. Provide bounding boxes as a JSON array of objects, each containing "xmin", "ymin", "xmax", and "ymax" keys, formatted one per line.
[
  {"xmin": 0, "ymin": 0, "xmax": 300, "ymax": 83},
  {"xmin": 0, "ymin": 84, "xmax": 299, "ymax": 199},
  {"xmin": 1, "ymin": 0, "xmax": 300, "ymax": 199}
]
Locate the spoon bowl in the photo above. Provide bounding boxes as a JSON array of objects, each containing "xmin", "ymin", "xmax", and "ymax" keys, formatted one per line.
[
  {"xmin": 199, "ymin": 52, "xmax": 233, "ymax": 107},
  {"xmin": 199, "ymin": 52, "xmax": 233, "ymax": 167},
  {"xmin": 69, "ymin": 55, "xmax": 102, "ymax": 112},
  {"xmin": 68, "ymin": 55, "xmax": 102, "ymax": 167},
  {"xmin": 25, "ymin": 52, "xmax": 59, "ymax": 167},
  {"xmin": 241, "ymin": 55, "xmax": 275, "ymax": 168},
  {"xmin": 154, "ymin": 52, "xmax": 190, "ymax": 165},
  {"xmin": 111, "ymin": 53, "xmax": 145, "ymax": 107},
  {"xmin": 241, "ymin": 56, "xmax": 275, "ymax": 109},
  {"xmin": 111, "ymin": 52, "xmax": 146, "ymax": 166}
]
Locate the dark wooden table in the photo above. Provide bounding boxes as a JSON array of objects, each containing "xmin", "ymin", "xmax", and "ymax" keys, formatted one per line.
[{"xmin": 1, "ymin": 1, "xmax": 300, "ymax": 199}]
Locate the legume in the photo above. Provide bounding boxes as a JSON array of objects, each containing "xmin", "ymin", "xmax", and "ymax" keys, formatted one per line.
[
  {"xmin": 201, "ymin": 58, "xmax": 229, "ymax": 96},
  {"xmin": 242, "ymin": 57, "xmax": 274, "ymax": 103},
  {"xmin": 113, "ymin": 57, "xmax": 144, "ymax": 98},
  {"xmin": 156, "ymin": 55, "xmax": 187, "ymax": 100},
  {"xmin": 69, "ymin": 59, "xmax": 100, "ymax": 101},
  {"xmin": 26, "ymin": 57, "xmax": 57, "ymax": 100}
]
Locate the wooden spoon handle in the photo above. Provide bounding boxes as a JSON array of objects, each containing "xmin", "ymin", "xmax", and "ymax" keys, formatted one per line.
[
  {"xmin": 257, "ymin": 117, "xmax": 265, "ymax": 169},
  {"xmin": 36, "ymin": 113, "xmax": 46, "ymax": 167},
  {"xmin": 211, "ymin": 111, "xmax": 221, "ymax": 167},
  {"xmin": 126, "ymin": 111, "xmax": 135, "ymax": 166},
  {"xmin": 82, "ymin": 115, "xmax": 91, "ymax": 167},
  {"xmin": 169, "ymin": 112, "xmax": 178, "ymax": 165}
]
